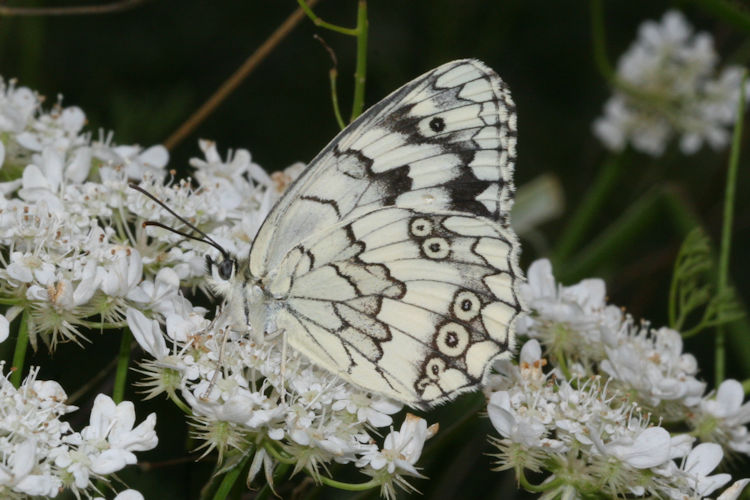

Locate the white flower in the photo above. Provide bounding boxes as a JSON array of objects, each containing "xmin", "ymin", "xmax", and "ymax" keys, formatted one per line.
[
  {"xmin": 0, "ymin": 314, "xmax": 8, "ymax": 343},
  {"xmin": 361, "ymin": 414, "xmax": 437, "ymax": 476},
  {"xmin": 80, "ymin": 394, "xmax": 158, "ymax": 474},
  {"xmin": 332, "ymin": 392, "xmax": 402, "ymax": 427},
  {"xmin": 0, "ymin": 439, "xmax": 62, "ymax": 496},
  {"xmin": 488, "ymin": 390, "xmax": 554, "ymax": 448},
  {"xmin": 5, "ymin": 250, "xmax": 56, "ymax": 285},
  {"xmin": 99, "ymin": 247, "xmax": 143, "ymax": 298},
  {"xmin": 0, "ymin": 365, "xmax": 156, "ymax": 497},
  {"xmin": 693, "ymin": 379, "xmax": 750, "ymax": 453},
  {"xmin": 717, "ymin": 479, "xmax": 750, "ymax": 500},
  {"xmin": 600, "ymin": 325, "xmax": 706, "ymax": 407},
  {"xmin": 680, "ymin": 443, "xmax": 731, "ymax": 497},
  {"xmin": 593, "ymin": 9, "xmax": 750, "ymax": 156},
  {"xmin": 593, "ymin": 426, "xmax": 672, "ymax": 469},
  {"xmin": 517, "ymin": 259, "xmax": 620, "ymax": 360},
  {"xmin": 126, "ymin": 307, "xmax": 169, "ymax": 359},
  {"xmin": 93, "ymin": 489, "xmax": 145, "ymax": 500}
]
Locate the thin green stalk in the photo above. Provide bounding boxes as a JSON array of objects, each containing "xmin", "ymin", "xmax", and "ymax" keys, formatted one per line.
[
  {"xmin": 297, "ymin": 0, "xmax": 358, "ymax": 35},
  {"xmin": 79, "ymin": 318, "xmax": 128, "ymax": 329},
  {"xmin": 659, "ymin": 187, "xmax": 702, "ymax": 234},
  {"xmin": 112, "ymin": 328, "xmax": 132, "ymax": 404},
  {"xmin": 299, "ymin": 0, "xmax": 367, "ymax": 124},
  {"xmin": 589, "ymin": 0, "xmax": 616, "ymax": 84},
  {"xmin": 263, "ymin": 441, "xmax": 296, "ymax": 465},
  {"xmin": 329, "ymin": 67, "xmax": 346, "ymax": 129},
  {"xmin": 668, "ymin": 250, "xmax": 680, "ymax": 329},
  {"xmin": 10, "ymin": 309, "xmax": 29, "ymax": 388},
  {"xmin": 714, "ymin": 71, "xmax": 745, "ymax": 384},
  {"xmin": 318, "ymin": 476, "xmax": 379, "ymax": 491},
  {"xmin": 560, "ymin": 186, "xmax": 704, "ymax": 283},
  {"xmin": 553, "ymin": 154, "xmax": 624, "ymax": 263},
  {"xmin": 558, "ymin": 189, "xmax": 662, "ymax": 283},
  {"xmin": 555, "ymin": 347, "xmax": 571, "ymax": 380},
  {"xmin": 349, "ymin": 0, "xmax": 368, "ymax": 122},
  {"xmin": 518, "ymin": 469, "xmax": 563, "ymax": 493}
]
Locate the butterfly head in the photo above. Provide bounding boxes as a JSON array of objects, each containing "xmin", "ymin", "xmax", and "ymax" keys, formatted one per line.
[
  {"xmin": 206, "ymin": 254, "xmax": 236, "ymax": 281},
  {"xmin": 129, "ymin": 182, "xmax": 242, "ymax": 292}
]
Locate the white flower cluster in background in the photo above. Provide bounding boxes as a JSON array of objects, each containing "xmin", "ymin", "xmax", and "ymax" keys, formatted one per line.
[
  {"xmin": 0, "ymin": 77, "xmax": 435, "ymax": 498},
  {"xmin": 593, "ymin": 10, "xmax": 750, "ymax": 156},
  {"xmin": 485, "ymin": 258, "xmax": 750, "ymax": 499},
  {"xmin": 0, "ymin": 364, "xmax": 157, "ymax": 499}
]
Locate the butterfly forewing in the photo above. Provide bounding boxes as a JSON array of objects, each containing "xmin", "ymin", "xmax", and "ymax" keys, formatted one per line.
[{"xmin": 246, "ymin": 59, "xmax": 523, "ymax": 407}]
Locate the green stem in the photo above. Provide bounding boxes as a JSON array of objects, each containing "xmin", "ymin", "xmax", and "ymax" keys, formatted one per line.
[
  {"xmin": 296, "ymin": 0, "xmax": 358, "ymax": 35},
  {"xmin": 668, "ymin": 249, "xmax": 680, "ymax": 330},
  {"xmin": 555, "ymin": 347, "xmax": 571, "ymax": 380},
  {"xmin": 211, "ymin": 451, "xmax": 253, "ymax": 500},
  {"xmin": 715, "ymin": 71, "xmax": 745, "ymax": 384},
  {"xmin": 0, "ymin": 298, "xmax": 23, "ymax": 305},
  {"xmin": 518, "ymin": 469, "xmax": 563, "ymax": 493},
  {"xmin": 349, "ymin": 0, "xmax": 368, "ymax": 122},
  {"xmin": 263, "ymin": 441, "xmax": 296, "ymax": 465},
  {"xmin": 169, "ymin": 392, "xmax": 193, "ymax": 415},
  {"xmin": 589, "ymin": 0, "xmax": 616, "ymax": 84},
  {"xmin": 318, "ymin": 476, "xmax": 379, "ymax": 491},
  {"xmin": 560, "ymin": 185, "xmax": 702, "ymax": 283},
  {"xmin": 112, "ymin": 328, "xmax": 133, "ymax": 403},
  {"xmin": 79, "ymin": 319, "xmax": 129, "ymax": 329},
  {"xmin": 329, "ymin": 68, "xmax": 346, "ymax": 130},
  {"xmin": 553, "ymin": 154, "xmax": 624, "ymax": 263},
  {"xmin": 558, "ymin": 189, "xmax": 661, "ymax": 283},
  {"xmin": 10, "ymin": 309, "xmax": 30, "ymax": 388}
]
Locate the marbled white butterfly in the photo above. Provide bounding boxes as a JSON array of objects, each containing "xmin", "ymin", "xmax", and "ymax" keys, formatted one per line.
[{"xmin": 150, "ymin": 59, "xmax": 524, "ymax": 408}]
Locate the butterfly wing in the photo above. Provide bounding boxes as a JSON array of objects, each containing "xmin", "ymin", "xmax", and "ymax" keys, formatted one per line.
[
  {"xmin": 247, "ymin": 59, "xmax": 523, "ymax": 406},
  {"xmin": 268, "ymin": 207, "xmax": 521, "ymax": 406},
  {"xmin": 249, "ymin": 59, "xmax": 517, "ymax": 277}
]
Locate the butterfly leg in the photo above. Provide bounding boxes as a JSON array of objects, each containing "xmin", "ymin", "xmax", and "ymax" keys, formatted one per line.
[
  {"xmin": 201, "ymin": 306, "xmax": 231, "ymax": 400},
  {"xmin": 264, "ymin": 327, "xmax": 288, "ymax": 403},
  {"xmin": 280, "ymin": 330, "xmax": 288, "ymax": 404}
]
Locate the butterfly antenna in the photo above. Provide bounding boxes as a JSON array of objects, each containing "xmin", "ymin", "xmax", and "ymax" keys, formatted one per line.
[{"xmin": 128, "ymin": 183, "xmax": 230, "ymax": 260}]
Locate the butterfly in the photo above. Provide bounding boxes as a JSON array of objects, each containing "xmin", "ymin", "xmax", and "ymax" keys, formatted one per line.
[{"xmin": 142, "ymin": 59, "xmax": 523, "ymax": 408}]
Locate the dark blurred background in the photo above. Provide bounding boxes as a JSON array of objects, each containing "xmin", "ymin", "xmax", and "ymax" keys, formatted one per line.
[{"xmin": 2, "ymin": 1, "xmax": 749, "ymax": 498}]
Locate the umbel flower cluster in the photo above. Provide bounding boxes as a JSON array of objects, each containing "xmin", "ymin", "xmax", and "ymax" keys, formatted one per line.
[
  {"xmin": 593, "ymin": 10, "xmax": 750, "ymax": 156},
  {"xmin": 485, "ymin": 259, "xmax": 750, "ymax": 499},
  {"xmin": 0, "ymin": 77, "xmax": 435, "ymax": 498}
]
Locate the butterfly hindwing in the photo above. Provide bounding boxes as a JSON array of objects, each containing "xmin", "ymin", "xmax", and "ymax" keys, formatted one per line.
[
  {"xmin": 246, "ymin": 59, "xmax": 522, "ymax": 406},
  {"xmin": 267, "ymin": 206, "xmax": 521, "ymax": 406}
]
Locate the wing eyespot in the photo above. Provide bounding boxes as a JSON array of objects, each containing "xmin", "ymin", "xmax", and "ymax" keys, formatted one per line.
[
  {"xmin": 409, "ymin": 217, "xmax": 433, "ymax": 237},
  {"xmin": 436, "ymin": 322, "xmax": 470, "ymax": 356},
  {"xmin": 429, "ymin": 116, "xmax": 445, "ymax": 133},
  {"xmin": 452, "ymin": 290, "xmax": 481, "ymax": 321},
  {"xmin": 426, "ymin": 357, "xmax": 445, "ymax": 380},
  {"xmin": 422, "ymin": 237, "xmax": 450, "ymax": 259}
]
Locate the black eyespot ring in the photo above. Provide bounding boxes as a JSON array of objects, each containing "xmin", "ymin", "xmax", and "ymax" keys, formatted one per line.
[{"xmin": 429, "ymin": 117, "xmax": 446, "ymax": 132}]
